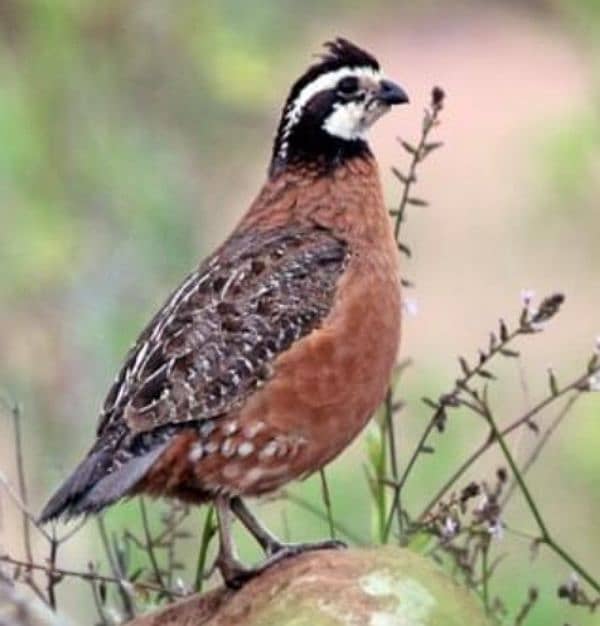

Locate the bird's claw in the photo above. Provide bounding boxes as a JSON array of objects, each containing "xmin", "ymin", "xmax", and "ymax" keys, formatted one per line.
[
  {"xmin": 220, "ymin": 538, "xmax": 347, "ymax": 589},
  {"xmin": 266, "ymin": 537, "xmax": 347, "ymax": 557}
]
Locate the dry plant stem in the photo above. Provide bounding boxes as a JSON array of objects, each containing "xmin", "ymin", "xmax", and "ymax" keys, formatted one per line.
[
  {"xmin": 149, "ymin": 507, "xmax": 189, "ymax": 547},
  {"xmin": 382, "ymin": 389, "xmax": 402, "ymax": 543},
  {"xmin": 382, "ymin": 90, "xmax": 444, "ymax": 541},
  {"xmin": 479, "ymin": 393, "xmax": 600, "ymax": 594},
  {"xmin": 283, "ymin": 491, "xmax": 363, "ymax": 545},
  {"xmin": 46, "ymin": 531, "xmax": 59, "ymax": 610},
  {"xmin": 164, "ymin": 506, "xmax": 178, "ymax": 590},
  {"xmin": 125, "ymin": 500, "xmax": 195, "ymax": 598},
  {"xmin": 319, "ymin": 469, "xmax": 336, "ymax": 540},
  {"xmin": 0, "ymin": 554, "xmax": 181, "ymax": 597},
  {"xmin": 418, "ymin": 366, "xmax": 599, "ymax": 524},
  {"xmin": 11, "ymin": 404, "xmax": 33, "ymax": 566},
  {"xmin": 372, "ymin": 413, "xmax": 392, "ymax": 543},
  {"xmin": 1, "ymin": 400, "xmax": 93, "ymax": 611},
  {"xmin": 194, "ymin": 506, "xmax": 216, "ymax": 592},
  {"xmin": 0, "ymin": 400, "xmax": 52, "ymax": 606},
  {"xmin": 514, "ymin": 588, "xmax": 538, "ymax": 626},
  {"xmin": 502, "ymin": 394, "xmax": 579, "ymax": 506},
  {"xmin": 56, "ymin": 517, "xmax": 88, "ymax": 544},
  {"xmin": 391, "ymin": 87, "xmax": 444, "ymax": 241},
  {"xmin": 89, "ymin": 575, "xmax": 110, "ymax": 626},
  {"xmin": 139, "ymin": 498, "xmax": 169, "ymax": 597},
  {"xmin": 481, "ymin": 540, "xmax": 490, "ymax": 614},
  {"xmin": 0, "ymin": 474, "xmax": 51, "ymax": 543},
  {"xmin": 97, "ymin": 517, "xmax": 136, "ymax": 619},
  {"xmin": 503, "ymin": 525, "xmax": 539, "ymax": 543},
  {"xmin": 387, "ymin": 324, "xmax": 523, "ymax": 541}
]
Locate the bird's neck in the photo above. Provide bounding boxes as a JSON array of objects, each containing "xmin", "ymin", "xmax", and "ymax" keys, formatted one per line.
[
  {"xmin": 269, "ymin": 133, "xmax": 372, "ymax": 178},
  {"xmin": 238, "ymin": 154, "xmax": 391, "ymax": 244}
]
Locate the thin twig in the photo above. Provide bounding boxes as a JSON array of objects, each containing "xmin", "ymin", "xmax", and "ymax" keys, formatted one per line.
[
  {"xmin": 479, "ymin": 391, "xmax": 599, "ymax": 593},
  {"xmin": 89, "ymin": 575, "xmax": 110, "ymax": 626},
  {"xmin": 502, "ymin": 394, "xmax": 579, "ymax": 506},
  {"xmin": 514, "ymin": 587, "xmax": 539, "ymax": 626},
  {"xmin": 156, "ymin": 501, "xmax": 191, "ymax": 591},
  {"xmin": 150, "ymin": 506, "xmax": 189, "ymax": 548},
  {"xmin": 418, "ymin": 366, "xmax": 598, "ymax": 522},
  {"xmin": 46, "ymin": 530, "xmax": 59, "ymax": 610},
  {"xmin": 194, "ymin": 506, "xmax": 216, "ymax": 593},
  {"xmin": 481, "ymin": 538, "xmax": 491, "ymax": 614},
  {"xmin": 381, "ymin": 89, "xmax": 445, "ymax": 541},
  {"xmin": 0, "ymin": 473, "xmax": 52, "ymax": 543},
  {"xmin": 138, "ymin": 497, "xmax": 170, "ymax": 598},
  {"xmin": 382, "ymin": 389, "xmax": 403, "ymax": 543},
  {"xmin": 10, "ymin": 403, "xmax": 33, "ymax": 566},
  {"xmin": 97, "ymin": 517, "xmax": 136, "ymax": 619},
  {"xmin": 0, "ymin": 554, "xmax": 182, "ymax": 597},
  {"xmin": 319, "ymin": 469, "xmax": 336, "ymax": 541},
  {"xmin": 55, "ymin": 517, "xmax": 88, "ymax": 544},
  {"xmin": 393, "ymin": 321, "xmax": 525, "ymax": 536},
  {"xmin": 391, "ymin": 86, "xmax": 445, "ymax": 241},
  {"xmin": 283, "ymin": 492, "xmax": 364, "ymax": 545}
]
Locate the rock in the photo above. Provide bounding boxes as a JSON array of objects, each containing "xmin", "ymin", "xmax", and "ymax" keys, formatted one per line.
[{"xmin": 125, "ymin": 546, "xmax": 493, "ymax": 626}]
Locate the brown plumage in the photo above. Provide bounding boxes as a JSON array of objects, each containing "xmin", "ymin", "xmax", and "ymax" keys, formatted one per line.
[{"xmin": 40, "ymin": 38, "xmax": 408, "ymax": 587}]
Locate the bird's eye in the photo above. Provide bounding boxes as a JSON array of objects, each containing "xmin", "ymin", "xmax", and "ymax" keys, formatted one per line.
[{"xmin": 337, "ymin": 76, "xmax": 359, "ymax": 96}]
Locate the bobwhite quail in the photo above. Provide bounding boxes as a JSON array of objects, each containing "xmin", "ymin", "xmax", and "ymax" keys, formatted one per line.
[{"xmin": 40, "ymin": 38, "xmax": 408, "ymax": 587}]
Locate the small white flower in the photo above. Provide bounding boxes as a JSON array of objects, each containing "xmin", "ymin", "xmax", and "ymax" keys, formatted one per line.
[
  {"xmin": 175, "ymin": 577, "xmax": 190, "ymax": 594},
  {"xmin": 403, "ymin": 296, "xmax": 419, "ymax": 317},
  {"xmin": 442, "ymin": 516, "xmax": 459, "ymax": 539},
  {"xmin": 475, "ymin": 493, "xmax": 489, "ymax": 513},
  {"xmin": 520, "ymin": 289, "xmax": 535, "ymax": 308},
  {"xmin": 488, "ymin": 519, "xmax": 504, "ymax": 541},
  {"xmin": 529, "ymin": 320, "xmax": 546, "ymax": 332},
  {"xmin": 595, "ymin": 336, "xmax": 600, "ymax": 355},
  {"xmin": 568, "ymin": 572, "xmax": 579, "ymax": 591},
  {"xmin": 588, "ymin": 374, "xmax": 600, "ymax": 392}
]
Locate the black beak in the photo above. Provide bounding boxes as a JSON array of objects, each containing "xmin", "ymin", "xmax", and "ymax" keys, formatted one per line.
[{"xmin": 376, "ymin": 79, "xmax": 409, "ymax": 105}]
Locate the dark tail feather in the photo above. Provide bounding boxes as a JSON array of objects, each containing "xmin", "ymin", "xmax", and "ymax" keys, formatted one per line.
[
  {"xmin": 39, "ymin": 443, "xmax": 168, "ymax": 524},
  {"xmin": 69, "ymin": 444, "xmax": 168, "ymax": 516},
  {"xmin": 39, "ymin": 448, "xmax": 110, "ymax": 523}
]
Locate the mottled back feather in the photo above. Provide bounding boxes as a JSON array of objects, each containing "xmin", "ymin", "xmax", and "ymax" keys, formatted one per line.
[{"xmin": 40, "ymin": 224, "xmax": 347, "ymax": 521}]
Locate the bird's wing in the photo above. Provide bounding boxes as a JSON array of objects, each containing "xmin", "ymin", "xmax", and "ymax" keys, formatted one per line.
[
  {"xmin": 97, "ymin": 225, "xmax": 348, "ymax": 445},
  {"xmin": 39, "ymin": 224, "xmax": 349, "ymax": 522}
]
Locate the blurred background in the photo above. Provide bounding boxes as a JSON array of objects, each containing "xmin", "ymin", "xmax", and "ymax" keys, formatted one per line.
[{"xmin": 1, "ymin": 0, "xmax": 599, "ymax": 624}]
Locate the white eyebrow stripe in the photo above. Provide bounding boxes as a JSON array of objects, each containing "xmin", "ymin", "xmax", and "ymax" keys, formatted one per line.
[{"xmin": 278, "ymin": 66, "xmax": 382, "ymax": 159}]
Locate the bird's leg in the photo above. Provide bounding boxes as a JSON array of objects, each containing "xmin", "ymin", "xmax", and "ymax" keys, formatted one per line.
[
  {"xmin": 215, "ymin": 495, "xmax": 255, "ymax": 589},
  {"xmin": 230, "ymin": 496, "xmax": 282, "ymax": 555},
  {"xmin": 230, "ymin": 496, "xmax": 346, "ymax": 557}
]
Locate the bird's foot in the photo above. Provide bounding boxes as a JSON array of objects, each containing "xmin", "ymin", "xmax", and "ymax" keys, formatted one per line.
[
  {"xmin": 265, "ymin": 537, "xmax": 347, "ymax": 557},
  {"xmin": 219, "ymin": 538, "xmax": 347, "ymax": 589},
  {"xmin": 216, "ymin": 551, "xmax": 256, "ymax": 590}
]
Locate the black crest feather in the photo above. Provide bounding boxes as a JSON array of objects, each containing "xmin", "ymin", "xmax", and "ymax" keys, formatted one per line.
[{"xmin": 320, "ymin": 38, "xmax": 380, "ymax": 71}]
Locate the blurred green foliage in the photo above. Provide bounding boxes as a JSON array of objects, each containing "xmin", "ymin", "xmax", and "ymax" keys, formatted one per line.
[{"xmin": 533, "ymin": 0, "xmax": 600, "ymax": 238}]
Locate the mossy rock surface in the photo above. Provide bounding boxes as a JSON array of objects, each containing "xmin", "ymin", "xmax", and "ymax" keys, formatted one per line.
[{"xmin": 127, "ymin": 546, "xmax": 493, "ymax": 626}]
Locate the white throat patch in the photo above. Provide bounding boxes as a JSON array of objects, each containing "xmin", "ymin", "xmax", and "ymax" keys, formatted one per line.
[
  {"xmin": 322, "ymin": 99, "xmax": 381, "ymax": 140},
  {"xmin": 278, "ymin": 66, "xmax": 382, "ymax": 159}
]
